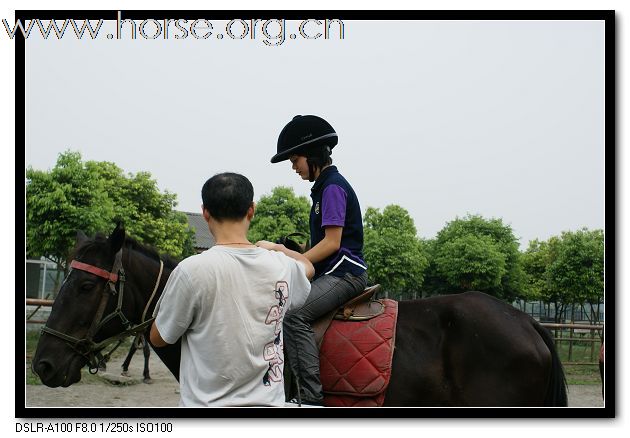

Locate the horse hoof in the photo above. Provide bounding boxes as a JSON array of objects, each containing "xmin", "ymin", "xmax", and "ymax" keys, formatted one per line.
[
  {"xmin": 143, "ymin": 378, "xmax": 153, "ymax": 384},
  {"xmin": 120, "ymin": 371, "xmax": 130, "ymax": 377}
]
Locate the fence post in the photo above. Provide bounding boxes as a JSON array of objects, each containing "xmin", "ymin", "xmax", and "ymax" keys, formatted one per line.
[
  {"xmin": 590, "ymin": 327, "xmax": 595, "ymax": 362},
  {"xmin": 568, "ymin": 305, "xmax": 575, "ymax": 362},
  {"xmin": 41, "ymin": 262, "xmax": 48, "ymax": 299}
]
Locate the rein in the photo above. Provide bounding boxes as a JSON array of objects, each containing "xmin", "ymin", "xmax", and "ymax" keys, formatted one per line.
[{"xmin": 41, "ymin": 249, "xmax": 164, "ymax": 374}]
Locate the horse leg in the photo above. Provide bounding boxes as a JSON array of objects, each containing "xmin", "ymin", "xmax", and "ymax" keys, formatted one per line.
[
  {"xmin": 142, "ymin": 337, "xmax": 152, "ymax": 384},
  {"xmin": 121, "ymin": 340, "xmax": 138, "ymax": 377}
]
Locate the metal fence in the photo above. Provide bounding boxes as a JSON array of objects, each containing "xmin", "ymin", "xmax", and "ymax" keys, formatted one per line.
[
  {"xmin": 26, "ymin": 298, "xmax": 54, "ymax": 326},
  {"xmin": 515, "ymin": 300, "xmax": 605, "ymax": 323},
  {"xmin": 26, "ymin": 259, "xmax": 65, "ymax": 300}
]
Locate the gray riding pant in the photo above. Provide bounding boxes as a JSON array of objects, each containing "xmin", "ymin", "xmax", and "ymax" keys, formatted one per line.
[{"xmin": 284, "ymin": 271, "xmax": 368, "ymax": 403}]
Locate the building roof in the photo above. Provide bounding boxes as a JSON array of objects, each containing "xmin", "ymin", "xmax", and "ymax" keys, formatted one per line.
[{"xmin": 184, "ymin": 212, "xmax": 215, "ymax": 250}]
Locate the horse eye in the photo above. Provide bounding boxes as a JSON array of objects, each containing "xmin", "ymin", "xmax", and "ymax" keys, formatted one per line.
[{"xmin": 80, "ymin": 282, "xmax": 96, "ymax": 291}]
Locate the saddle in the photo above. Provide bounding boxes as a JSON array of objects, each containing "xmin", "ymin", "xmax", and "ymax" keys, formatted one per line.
[
  {"xmin": 312, "ymin": 284, "xmax": 383, "ymax": 348},
  {"xmin": 285, "ymin": 284, "xmax": 396, "ymax": 407}
]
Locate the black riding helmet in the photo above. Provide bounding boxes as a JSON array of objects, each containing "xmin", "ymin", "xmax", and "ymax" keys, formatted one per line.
[
  {"xmin": 272, "ymin": 115, "xmax": 339, "ymax": 182},
  {"xmin": 271, "ymin": 115, "xmax": 338, "ymax": 164}
]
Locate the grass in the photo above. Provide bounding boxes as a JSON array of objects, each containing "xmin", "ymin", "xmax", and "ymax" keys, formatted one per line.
[
  {"xmin": 25, "ymin": 327, "xmax": 134, "ymax": 386},
  {"xmin": 554, "ymin": 340, "xmax": 602, "ymax": 385},
  {"xmin": 563, "ymin": 364, "xmax": 601, "ymax": 385}
]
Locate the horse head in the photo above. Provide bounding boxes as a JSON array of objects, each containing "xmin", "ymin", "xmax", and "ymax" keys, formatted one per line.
[{"xmin": 32, "ymin": 223, "xmax": 166, "ymax": 387}]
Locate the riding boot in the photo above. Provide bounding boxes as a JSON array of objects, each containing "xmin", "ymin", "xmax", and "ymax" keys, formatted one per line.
[{"xmin": 284, "ymin": 312, "xmax": 324, "ymax": 404}]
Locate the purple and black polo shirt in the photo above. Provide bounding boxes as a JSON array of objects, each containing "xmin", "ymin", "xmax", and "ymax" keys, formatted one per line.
[{"xmin": 310, "ymin": 165, "xmax": 367, "ymax": 280}]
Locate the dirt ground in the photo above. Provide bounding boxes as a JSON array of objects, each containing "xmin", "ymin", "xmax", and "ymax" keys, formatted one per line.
[
  {"xmin": 26, "ymin": 350, "xmax": 180, "ymax": 408},
  {"xmin": 25, "ymin": 353, "xmax": 604, "ymax": 408}
]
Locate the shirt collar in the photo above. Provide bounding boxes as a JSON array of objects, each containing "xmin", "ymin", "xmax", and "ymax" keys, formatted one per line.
[{"xmin": 311, "ymin": 165, "xmax": 338, "ymax": 194}]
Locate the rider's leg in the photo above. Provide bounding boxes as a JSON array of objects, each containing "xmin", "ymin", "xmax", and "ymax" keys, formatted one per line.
[{"xmin": 284, "ymin": 272, "xmax": 367, "ymax": 404}]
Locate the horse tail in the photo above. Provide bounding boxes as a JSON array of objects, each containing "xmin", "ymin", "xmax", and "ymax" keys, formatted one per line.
[{"xmin": 533, "ymin": 321, "xmax": 568, "ymax": 406}]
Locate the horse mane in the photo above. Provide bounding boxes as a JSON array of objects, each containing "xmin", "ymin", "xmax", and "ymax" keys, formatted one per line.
[
  {"xmin": 74, "ymin": 232, "xmax": 180, "ymax": 270},
  {"xmin": 123, "ymin": 236, "xmax": 180, "ymax": 270}
]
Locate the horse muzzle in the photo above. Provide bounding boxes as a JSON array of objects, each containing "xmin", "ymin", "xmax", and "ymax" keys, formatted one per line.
[{"xmin": 32, "ymin": 339, "xmax": 86, "ymax": 388}]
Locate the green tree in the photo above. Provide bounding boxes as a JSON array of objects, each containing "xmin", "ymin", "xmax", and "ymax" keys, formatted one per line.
[
  {"xmin": 522, "ymin": 238, "xmax": 552, "ymax": 302},
  {"xmin": 548, "ymin": 228, "xmax": 605, "ymax": 322},
  {"xmin": 417, "ymin": 238, "xmax": 444, "ymax": 296},
  {"xmin": 90, "ymin": 161, "xmax": 193, "ymax": 257},
  {"xmin": 522, "ymin": 236, "xmax": 563, "ymax": 311},
  {"xmin": 429, "ymin": 214, "xmax": 525, "ymax": 301},
  {"xmin": 26, "ymin": 151, "xmax": 194, "ymax": 276},
  {"xmin": 434, "ymin": 234, "xmax": 507, "ymax": 290},
  {"xmin": 26, "ymin": 151, "xmax": 114, "ymax": 268},
  {"xmin": 550, "ymin": 229, "xmax": 604, "ymax": 303},
  {"xmin": 247, "ymin": 186, "xmax": 311, "ymax": 245},
  {"xmin": 363, "ymin": 205, "xmax": 429, "ymax": 299},
  {"xmin": 522, "ymin": 236, "xmax": 564, "ymax": 320},
  {"xmin": 523, "ymin": 229, "xmax": 604, "ymax": 322}
]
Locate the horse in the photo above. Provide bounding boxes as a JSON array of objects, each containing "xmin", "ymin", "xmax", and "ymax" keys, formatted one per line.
[
  {"xmin": 32, "ymin": 224, "xmax": 182, "ymax": 388},
  {"xmin": 32, "ymin": 224, "xmax": 568, "ymax": 406}
]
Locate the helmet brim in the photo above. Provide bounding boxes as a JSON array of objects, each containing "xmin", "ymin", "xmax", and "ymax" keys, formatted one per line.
[
  {"xmin": 270, "ymin": 144, "xmax": 309, "ymax": 163},
  {"xmin": 270, "ymin": 133, "xmax": 338, "ymax": 163}
]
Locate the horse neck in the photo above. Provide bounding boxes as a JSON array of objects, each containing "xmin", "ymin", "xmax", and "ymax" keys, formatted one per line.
[{"xmin": 124, "ymin": 249, "xmax": 172, "ymax": 323}]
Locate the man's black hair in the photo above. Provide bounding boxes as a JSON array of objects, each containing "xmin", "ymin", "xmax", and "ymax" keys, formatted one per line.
[{"xmin": 201, "ymin": 172, "xmax": 254, "ymax": 221}]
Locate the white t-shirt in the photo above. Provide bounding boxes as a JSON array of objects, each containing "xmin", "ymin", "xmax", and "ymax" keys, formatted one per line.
[{"xmin": 153, "ymin": 246, "xmax": 311, "ymax": 407}]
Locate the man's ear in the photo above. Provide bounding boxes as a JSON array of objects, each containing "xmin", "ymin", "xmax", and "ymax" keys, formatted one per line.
[
  {"xmin": 247, "ymin": 202, "xmax": 256, "ymax": 221},
  {"xmin": 202, "ymin": 206, "xmax": 210, "ymax": 222}
]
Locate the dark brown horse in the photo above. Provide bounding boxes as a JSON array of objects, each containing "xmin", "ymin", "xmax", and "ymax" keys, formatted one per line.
[
  {"xmin": 32, "ymin": 224, "xmax": 181, "ymax": 388},
  {"xmin": 32, "ymin": 224, "xmax": 567, "ymax": 406}
]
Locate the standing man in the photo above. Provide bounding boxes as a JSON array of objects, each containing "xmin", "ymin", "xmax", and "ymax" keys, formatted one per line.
[{"xmin": 150, "ymin": 172, "xmax": 314, "ymax": 407}]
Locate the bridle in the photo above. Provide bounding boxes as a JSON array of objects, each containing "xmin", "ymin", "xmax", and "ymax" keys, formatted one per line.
[{"xmin": 40, "ymin": 248, "xmax": 164, "ymax": 374}]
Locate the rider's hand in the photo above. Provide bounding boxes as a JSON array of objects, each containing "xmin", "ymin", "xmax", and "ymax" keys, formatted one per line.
[{"xmin": 255, "ymin": 240, "xmax": 280, "ymax": 251}]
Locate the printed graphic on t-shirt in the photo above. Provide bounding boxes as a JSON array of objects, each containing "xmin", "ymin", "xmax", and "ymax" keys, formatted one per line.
[{"xmin": 262, "ymin": 281, "xmax": 289, "ymax": 386}]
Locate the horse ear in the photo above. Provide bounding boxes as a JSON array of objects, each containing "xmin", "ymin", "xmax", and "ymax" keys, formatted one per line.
[
  {"xmin": 108, "ymin": 222, "xmax": 126, "ymax": 253},
  {"xmin": 76, "ymin": 230, "xmax": 89, "ymax": 246}
]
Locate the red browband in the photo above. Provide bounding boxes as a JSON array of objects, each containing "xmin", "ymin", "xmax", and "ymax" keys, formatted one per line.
[{"xmin": 70, "ymin": 260, "xmax": 119, "ymax": 283}]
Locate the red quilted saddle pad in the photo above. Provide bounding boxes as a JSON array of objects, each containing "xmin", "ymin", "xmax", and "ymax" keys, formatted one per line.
[{"xmin": 319, "ymin": 299, "xmax": 398, "ymax": 407}]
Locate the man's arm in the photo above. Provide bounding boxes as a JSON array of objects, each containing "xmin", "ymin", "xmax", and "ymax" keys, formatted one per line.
[
  {"xmin": 148, "ymin": 265, "xmax": 195, "ymax": 348},
  {"xmin": 149, "ymin": 321, "xmax": 169, "ymax": 347},
  {"xmin": 256, "ymin": 240, "xmax": 315, "ymax": 280}
]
